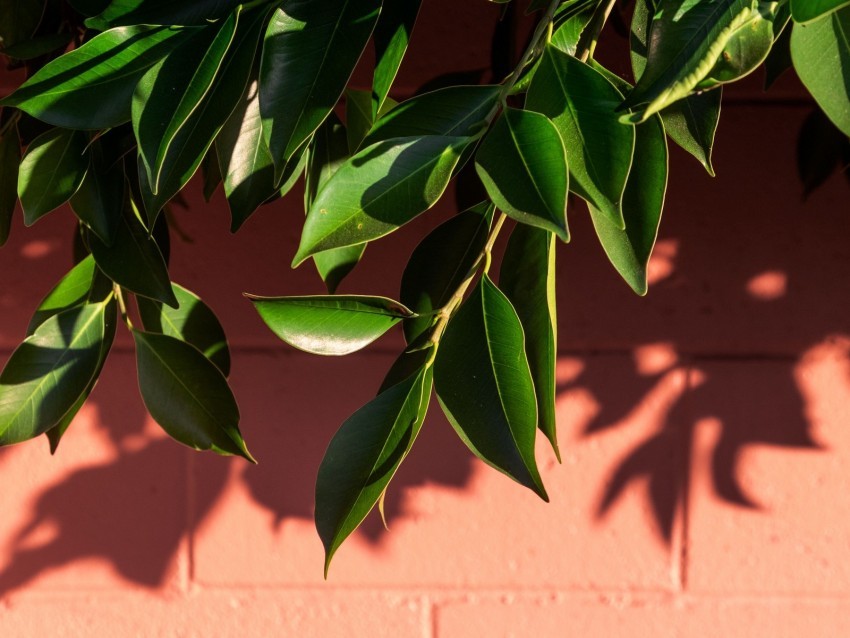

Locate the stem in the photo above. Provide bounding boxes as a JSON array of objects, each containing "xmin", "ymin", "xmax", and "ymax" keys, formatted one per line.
[
  {"xmin": 114, "ymin": 285, "xmax": 134, "ymax": 330},
  {"xmin": 577, "ymin": 0, "xmax": 617, "ymax": 62}
]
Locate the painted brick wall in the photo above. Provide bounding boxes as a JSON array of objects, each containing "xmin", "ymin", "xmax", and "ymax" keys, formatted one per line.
[{"xmin": 2, "ymin": 2, "xmax": 850, "ymax": 636}]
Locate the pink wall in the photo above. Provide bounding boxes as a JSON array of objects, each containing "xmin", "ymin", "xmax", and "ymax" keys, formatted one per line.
[{"xmin": 2, "ymin": 3, "xmax": 850, "ymax": 636}]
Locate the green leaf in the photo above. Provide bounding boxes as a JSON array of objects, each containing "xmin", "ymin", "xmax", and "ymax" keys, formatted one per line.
[
  {"xmin": 18, "ymin": 127, "xmax": 88, "ymax": 225},
  {"xmin": 247, "ymin": 294, "xmax": 415, "ymax": 356},
  {"xmin": 620, "ymin": 0, "xmax": 774, "ymax": 122},
  {"xmin": 474, "ymin": 107, "xmax": 569, "ymax": 241},
  {"xmin": 70, "ymin": 139, "xmax": 124, "ymax": 245},
  {"xmin": 259, "ymin": 0, "xmax": 382, "ymax": 170},
  {"xmin": 316, "ymin": 364, "xmax": 432, "ymax": 576},
  {"xmin": 133, "ymin": 10, "xmax": 238, "ymax": 194},
  {"xmin": 132, "ymin": 330, "xmax": 254, "ymax": 461},
  {"xmin": 47, "ymin": 297, "xmax": 117, "ymax": 454},
  {"xmin": 400, "ymin": 202, "xmax": 492, "ymax": 344},
  {"xmin": 0, "ymin": 125, "xmax": 20, "ymax": 246},
  {"xmin": 372, "ymin": 0, "xmax": 422, "ymax": 118},
  {"xmin": 362, "ymin": 85, "xmax": 500, "ymax": 146},
  {"xmin": 27, "ymin": 255, "xmax": 99, "ymax": 335},
  {"xmin": 88, "ymin": 0, "xmax": 242, "ymax": 28},
  {"xmin": 201, "ymin": 146, "xmax": 222, "ymax": 202},
  {"xmin": 764, "ymin": 12, "xmax": 793, "ymax": 89},
  {"xmin": 345, "ymin": 88, "xmax": 374, "ymax": 154},
  {"xmin": 434, "ymin": 275, "xmax": 548, "ymax": 500},
  {"xmin": 589, "ymin": 67, "xmax": 668, "ymax": 296},
  {"xmin": 630, "ymin": 0, "xmax": 720, "ymax": 175},
  {"xmin": 791, "ymin": 8, "xmax": 850, "ymax": 137},
  {"xmin": 1, "ymin": 33, "xmax": 73, "ymax": 61},
  {"xmin": 68, "ymin": 0, "xmax": 110, "ymax": 17},
  {"xmin": 527, "ymin": 45, "xmax": 634, "ymax": 228},
  {"xmin": 137, "ymin": 7, "xmax": 267, "ymax": 224},
  {"xmin": 88, "ymin": 202, "xmax": 178, "ymax": 307},
  {"xmin": 0, "ymin": 302, "xmax": 107, "ymax": 446},
  {"xmin": 549, "ymin": 3, "xmax": 594, "ymax": 55},
  {"xmin": 0, "ymin": 0, "xmax": 44, "ymax": 49},
  {"xmin": 791, "ymin": 0, "xmax": 850, "ymax": 24},
  {"xmin": 0, "ymin": 26, "xmax": 187, "ymax": 130},
  {"xmin": 499, "ymin": 225, "xmax": 559, "ymax": 460},
  {"xmin": 294, "ymin": 135, "xmax": 468, "ymax": 265},
  {"xmin": 138, "ymin": 283, "xmax": 231, "ymax": 376},
  {"xmin": 306, "ymin": 114, "xmax": 365, "ymax": 292}
]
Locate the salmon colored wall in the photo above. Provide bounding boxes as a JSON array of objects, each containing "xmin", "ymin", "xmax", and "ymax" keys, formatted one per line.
[{"xmin": 2, "ymin": 3, "xmax": 850, "ymax": 636}]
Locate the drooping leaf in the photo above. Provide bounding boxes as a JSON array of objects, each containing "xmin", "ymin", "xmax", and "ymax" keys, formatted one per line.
[
  {"xmin": 630, "ymin": 0, "xmax": 720, "ymax": 175},
  {"xmin": 474, "ymin": 107, "xmax": 569, "ymax": 240},
  {"xmin": 46, "ymin": 297, "xmax": 117, "ymax": 454},
  {"xmin": 18, "ymin": 127, "xmax": 88, "ymax": 225},
  {"xmin": 27, "ymin": 255, "xmax": 99, "ymax": 335},
  {"xmin": 1, "ymin": 33, "xmax": 73, "ymax": 61},
  {"xmin": 88, "ymin": 202, "xmax": 178, "ymax": 307},
  {"xmin": 0, "ymin": 125, "xmax": 21, "ymax": 246},
  {"xmin": 137, "ymin": 7, "xmax": 267, "ymax": 224},
  {"xmin": 499, "ymin": 225, "xmax": 559, "ymax": 460},
  {"xmin": 293, "ymin": 135, "xmax": 469, "ymax": 265},
  {"xmin": 0, "ymin": 26, "xmax": 188, "ymax": 129},
  {"xmin": 70, "ymin": 138, "xmax": 124, "ymax": 245},
  {"xmin": 0, "ymin": 0, "xmax": 44, "ymax": 49},
  {"xmin": 138, "ymin": 283, "xmax": 231, "ymax": 376},
  {"xmin": 133, "ymin": 330, "xmax": 254, "ymax": 461},
  {"xmin": 362, "ymin": 85, "xmax": 500, "ymax": 146},
  {"xmin": 306, "ymin": 114, "xmax": 365, "ymax": 292},
  {"xmin": 259, "ymin": 0, "xmax": 382, "ymax": 171},
  {"xmin": 87, "ymin": 0, "xmax": 243, "ymax": 28},
  {"xmin": 247, "ymin": 294, "xmax": 415, "ymax": 356},
  {"xmin": 434, "ymin": 275, "xmax": 548, "ymax": 500},
  {"xmin": 0, "ymin": 302, "xmax": 107, "ymax": 446},
  {"xmin": 400, "ymin": 202, "xmax": 492, "ymax": 343},
  {"xmin": 527, "ymin": 45, "xmax": 634, "ymax": 227},
  {"xmin": 791, "ymin": 7, "xmax": 850, "ymax": 137},
  {"xmin": 133, "ymin": 10, "xmax": 238, "ymax": 194},
  {"xmin": 791, "ymin": 0, "xmax": 850, "ymax": 24},
  {"xmin": 316, "ymin": 364, "xmax": 432, "ymax": 576},
  {"xmin": 372, "ymin": 0, "xmax": 422, "ymax": 117}
]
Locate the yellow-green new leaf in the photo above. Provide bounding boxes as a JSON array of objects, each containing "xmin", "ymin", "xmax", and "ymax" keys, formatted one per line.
[
  {"xmin": 133, "ymin": 330, "xmax": 254, "ymax": 462},
  {"xmin": 248, "ymin": 294, "xmax": 415, "ymax": 356}
]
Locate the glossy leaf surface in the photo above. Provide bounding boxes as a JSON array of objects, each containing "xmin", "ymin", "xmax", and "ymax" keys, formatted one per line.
[
  {"xmin": 316, "ymin": 365, "xmax": 431, "ymax": 575},
  {"xmin": 88, "ymin": 0, "xmax": 242, "ymax": 27},
  {"xmin": 18, "ymin": 127, "xmax": 88, "ymax": 225},
  {"xmin": 259, "ymin": 0, "xmax": 381, "ymax": 169},
  {"xmin": 133, "ymin": 330, "xmax": 254, "ymax": 461},
  {"xmin": 293, "ymin": 135, "xmax": 468, "ymax": 265},
  {"xmin": 248, "ymin": 295, "xmax": 415, "ymax": 356},
  {"xmin": 0, "ymin": 303, "xmax": 107, "ymax": 445},
  {"xmin": 791, "ymin": 0, "xmax": 850, "ymax": 24},
  {"xmin": 70, "ymin": 140, "xmax": 124, "ymax": 245},
  {"xmin": 372, "ymin": 0, "xmax": 422, "ymax": 117},
  {"xmin": 0, "ymin": 26, "xmax": 187, "ymax": 129},
  {"xmin": 791, "ymin": 8, "xmax": 850, "ymax": 137},
  {"xmin": 527, "ymin": 46, "xmax": 634, "ymax": 227},
  {"xmin": 0, "ymin": 125, "xmax": 20, "ymax": 246},
  {"xmin": 434, "ymin": 275, "xmax": 548, "ymax": 500},
  {"xmin": 400, "ymin": 202, "xmax": 492, "ymax": 343},
  {"xmin": 475, "ymin": 108, "xmax": 569, "ymax": 241},
  {"xmin": 28, "ymin": 256, "xmax": 99, "ymax": 335},
  {"xmin": 499, "ymin": 225, "xmax": 559, "ymax": 459}
]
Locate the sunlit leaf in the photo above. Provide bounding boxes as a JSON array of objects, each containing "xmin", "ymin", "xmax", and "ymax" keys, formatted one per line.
[
  {"xmin": 791, "ymin": 0, "xmax": 850, "ymax": 24},
  {"xmin": 87, "ymin": 0, "xmax": 242, "ymax": 28},
  {"xmin": 372, "ymin": 0, "xmax": 422, "ymax": 117}
]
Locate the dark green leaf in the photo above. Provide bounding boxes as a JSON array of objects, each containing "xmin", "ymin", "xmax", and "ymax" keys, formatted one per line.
[
  {"xmin": 28, "ymin": 255, "xmax": 99, "ymax": 335},
  {"xmin": 1, "ymin": 33, "xmax": 73, "ymax": 60},
  {"xmin": 791, "ymin": 8, "xmax": 850, "ymax": 137},
  {"xmin": 0, "ymin": 0, "xmax": 44, "ymax": 49},
  {"xmin": 363, "ymin": 85, "xmax": 499, "ymax": 147},
  {"xmin": 138, "ymin": 283, "xmax": 231, "ymax": 376},
  {"xmin": 630, "ymin": 0, "xmax": 719, "ymax": 175},
  {"xmin": 201, "ymin": 146, "xmax": 222, "ymax": 202},
  {"xmin": 259, "ymin": 0, "xmax": 382, "ymax": 170},
  {"xmin": 133, "ymin": 330, "xmax": 254, "ymax": 461},
  {"xmin": 68, "ymin": 0, "xmax": 110, "ymax": 17},
  {"xmin": 345, "ymin": 88, "xmax": 374, "ymax": 154},
  {"xmin": 797, "ymin": 109, "xmax": 850, "ymax": 198},
  {"xmin": 247, "ymin": 294, "xmax": 415, "ymax": 356},
  {"xmin": 294, "ymin": 135, "xmax": 468, "ymax": 265},
  {"xmin": 372, "ymin": 0, "xmax": 422, "ymax": 117},
  {"xmin": 0, "ymin": 125, "xmax": 20, "ymax": 246},
  {"xmin": 47, "ymin": 297, "xmax": 117, "ymax": 454},
  {"xmin": 70, "ymin": 139, "xmax": 124, "ymax": 245},
  {"xmin": 18, "ymin": 127, "xmax": 88, "ymax": 225},
  {"xmin": 527, "ymin": 46, "xmax": 634, "ymax": 227},
  {"xmin": 316, "ymin": 364, "xmax": 431, "ymax": 576},
  {"xmin": 764, "ymin": 15, "xmax": 793, "ymax": 89},
  {"xmin": 791, "ymin": 0, "xmax": 850, "ymax": 24},
  {"xmin": 133, "ymin": 11, "xmax": 238, "ymax": 194},
  {"xmin": 0, "ymin": 26, "xmax": 187, "ymax": 130},
  {"xmin": 500, "ymin": 224, "xmax": 559, "ymax": 459},
  {"xmin": 0, "ymin": 302, "xmax": 107, "ymax": 446},
  {"xmin": 400, "ymin": 202, "xmax": 492, "ymax": 344},
  {"xmin": 88, "ymin": 0, "xmax": 242, "ymax": 28},
  {"xmin": 89, "ymin": 202, "xmax": 177, "ymax": 307},
  {"xmin": 475, "ymin": 107, "xmax": 569, "ymax": 240},
  {"xmin": 434, "ymin": 275, "xmax": 548, "ymax": 500}
]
